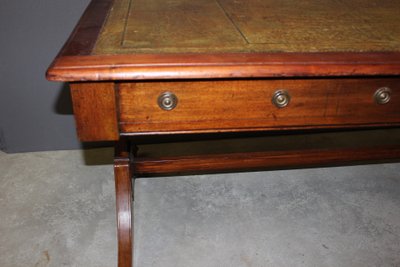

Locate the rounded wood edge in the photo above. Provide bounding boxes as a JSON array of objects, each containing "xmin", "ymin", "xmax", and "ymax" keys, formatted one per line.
[
  {"xmin": 46, "ymin": 52, "xmax": 400, "ymax": 82},
  {"xmin": 114, "ymin": 159, "xmax": 133, "ymax": 267}
]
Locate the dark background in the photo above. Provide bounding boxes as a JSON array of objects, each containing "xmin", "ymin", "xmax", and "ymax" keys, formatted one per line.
[{"xmin": 0, "ymin": 0, "xmax": 92, "ymax": 153}]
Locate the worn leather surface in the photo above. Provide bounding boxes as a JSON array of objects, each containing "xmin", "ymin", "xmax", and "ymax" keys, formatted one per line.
[{"xmin": 94, "ymin": 0, "xmax": 400, "ymax": 54}]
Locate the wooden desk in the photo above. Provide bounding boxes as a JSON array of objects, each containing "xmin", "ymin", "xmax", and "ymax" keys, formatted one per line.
[{"xmin": 47, "ymin": 0, "xmax": 400, "ymax": 266}]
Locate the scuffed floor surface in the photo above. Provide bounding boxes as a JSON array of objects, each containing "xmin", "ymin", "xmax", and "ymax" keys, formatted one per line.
[{"xmin": 1, "ymin": 149, "xmax": 400, "ymax": 267}]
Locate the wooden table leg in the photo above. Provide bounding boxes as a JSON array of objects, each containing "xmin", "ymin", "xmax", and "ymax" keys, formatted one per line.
[{"xmin": 114, "ymin": 140, "xmax": 134, "ymax": 267}]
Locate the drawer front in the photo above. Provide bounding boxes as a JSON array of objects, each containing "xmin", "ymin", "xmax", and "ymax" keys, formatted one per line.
[{"xmin": 118, "ymin": 78, "xmax": 400, "ymax": 134}]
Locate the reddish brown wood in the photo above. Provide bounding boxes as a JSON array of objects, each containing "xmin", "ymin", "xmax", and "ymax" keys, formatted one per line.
[
  {"xmin": 46, "ymin": 0, "xmax": 400, "ymax": 81},
  {"xmin": 135, "ymin": 146, "xmax": 400, "ymax": 175},
  {"xmin": 119, "ymin": 78, "xmax": 400, "ymax": 134},
  {"xmin": 70, "ymin": 82, "xmax": 119, "ymax": 141},
  {"xmin": 57, "ymin": 0, "xmax": 113, "ymax": 57},
  {"xmin": 114, "ymin": 140, "xmax": 133, "ymax": 267},
  {"xmin": 46, "ymin": 1, "xmax": 400, "ymax": 266},
  {"xmin": 120, "ymin": 124, "xmax": 400, "ymax": 137},
  {"xmin": 47, "ymin": 52, "xmax": 400, "ymax": 82}
]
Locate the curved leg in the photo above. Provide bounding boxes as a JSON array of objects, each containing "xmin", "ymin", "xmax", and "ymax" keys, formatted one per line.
[{"xmin": 114, "ymin": 141, "xmax": 134, "ymax": 267}]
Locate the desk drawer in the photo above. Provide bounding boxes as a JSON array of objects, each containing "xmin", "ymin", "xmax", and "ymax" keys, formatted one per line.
[{"xmin": 118, "ymin": 78, "xmax": 400, "ymax": 134}]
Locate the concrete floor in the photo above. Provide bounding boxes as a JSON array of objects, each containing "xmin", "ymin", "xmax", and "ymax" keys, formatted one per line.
[{"xmin": 1, "ymin": 148, "xmax": 400, "ymax": 267}]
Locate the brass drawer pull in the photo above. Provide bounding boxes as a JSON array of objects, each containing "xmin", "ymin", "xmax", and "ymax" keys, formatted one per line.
[
  {"xmin": 374, "ymin": 87, "xmax": 391, "ymax": 105},
  {"xmin": 158, "ymin": 92, "xmax": 178, "ymax": 111},
  {"xmin": 272, "ymin": 90, "xmax": 291, "ymax": 108}
]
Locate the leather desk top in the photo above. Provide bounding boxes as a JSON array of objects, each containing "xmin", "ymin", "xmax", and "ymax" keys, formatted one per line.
[
  {"xmin": 95, "ymin": 0, "xmax": 400, "ymax": 54},
  {"xmin": 47, "ymin": 0, "xmax": 400, "ymax": 82}
]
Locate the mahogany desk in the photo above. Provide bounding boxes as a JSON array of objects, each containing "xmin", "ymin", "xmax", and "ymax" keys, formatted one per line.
[{"xmin": 47, "ymin": 0, "xmax": 400, "ymax": 266}]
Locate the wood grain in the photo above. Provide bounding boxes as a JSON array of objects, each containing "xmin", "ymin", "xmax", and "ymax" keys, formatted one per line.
[
  {"xmin": 114, "ymin": 140, "xmax": 133, "ymax": 267},
  {"xmin": 135, "ymin": 146, "xmax": 400, "ymax": 175},
  {"xmin": 46, "ymin": 52, "xmax": 400, "ymax": 82},
  {"xmin": 70, "ymin": 82, "xmax": 119, "ymax": 141},
  {"xmin": 56, "ymin": 0, "xmax": 113, "ymax": 57},
  {"xmin": 118, "ymin": 78, "xmax": 400, "ymax": 134},
  {"xmin": 46, "ymin": 1, "xmax": 400, "ymax": 266},
  {"xmin": 46, "ymin": 0, "xmax": 400, "ymax": 82}
]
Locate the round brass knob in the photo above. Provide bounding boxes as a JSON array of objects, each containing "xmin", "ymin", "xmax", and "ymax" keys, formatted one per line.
[
  {"xmin": 272, "ymin": 90, "xmax": 291, "ymax": 108},
  {"xmin": 158, "ymin": 92, "xmax": 178, "ymax": 111},
  {"xmin": 374, "ymin": 87, "xmax": 391, "ymax": 105}
]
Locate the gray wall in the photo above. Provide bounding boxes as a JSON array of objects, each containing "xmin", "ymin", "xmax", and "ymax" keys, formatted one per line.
[{"xmin": 0, "ymin": 0, "xmax": 91, "ymax": 153}]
